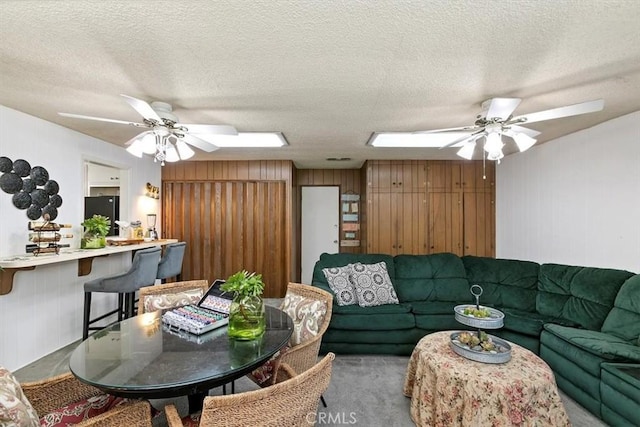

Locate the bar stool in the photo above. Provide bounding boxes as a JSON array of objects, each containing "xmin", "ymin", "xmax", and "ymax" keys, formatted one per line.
[
  {"xmin": 157, "ymin": 241, "xmax": 186, "ymax": 283},
  {"xmin": 82, "ymin": 246, "xmax": 161, "ymax": 340}
]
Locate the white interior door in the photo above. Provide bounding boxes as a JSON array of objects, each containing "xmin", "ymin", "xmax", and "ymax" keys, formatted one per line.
[{"xmin": 301, "ymin": 186, "xmax": 340, "ymax": 285}]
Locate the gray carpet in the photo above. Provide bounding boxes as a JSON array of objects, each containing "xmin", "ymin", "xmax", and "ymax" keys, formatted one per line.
[{"xmin": 15, "ymin": 345, "xmax": 606, "ymax": 426}]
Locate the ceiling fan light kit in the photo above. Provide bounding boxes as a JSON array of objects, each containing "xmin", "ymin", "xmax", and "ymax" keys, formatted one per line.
[
  {"xmin": 59, "ymin": 94, "xmax": 287, "ymax": 165},
  {"xmin": 369, "ymin": 98, "xmax": 604, "ymax": 164}
]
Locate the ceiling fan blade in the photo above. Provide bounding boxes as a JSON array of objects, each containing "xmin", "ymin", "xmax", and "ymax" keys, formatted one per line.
[
  {"xmin": 120, "ymin": 94, "xmax": 163, "ymax": 123},
  {"xmin": 124, "ymin": 130, "xmax": 154, "ymax": 146},
  {"xmin": 509, "ymin": 125, "xmax": 541, "ymax": 137},
  {"xmin": 414, "ymin": 125, "xmax": 479, "ymax": 134},
  {"xmin": 180, "ymin": 133, "xmax": 220, "ymax": 152},
  {"xmin": 58, "ymin": 112, "xmax": 149, "ymax": 128},
  {"xmin": 180, "ymin": 124, "xmax": 238, "ymax": 136},
  {"xmin": 484, "ymin": 98, "xmax": 522, "ymax": 121},
  {"xmin": 439, "ymin": 130, "xmax": 484, "ymax": 149},
  {"xmin": 513, "ymin": 99, "xmax": 604, "ymax": 125}
]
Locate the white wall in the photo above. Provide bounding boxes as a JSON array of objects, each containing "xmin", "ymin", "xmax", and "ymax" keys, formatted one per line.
[
  {"xmin": 0, "ymin": 105, "xmax": 161, "ymax": 370},
  {"xmin": 497, "ymin": 111, "xmax": 640, "ymax": 273}
]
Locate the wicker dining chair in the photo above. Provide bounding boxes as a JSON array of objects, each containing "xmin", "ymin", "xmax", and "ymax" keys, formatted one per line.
[
  {"xmin": 164, "ymin": 353, "xmax": 335, "ymax": 427},
  {"xmin": 248, "ymin": 282, "xmax": 333, "ymax": 388},
  {"xmin": 10, "ymin": 371, "xmax": 152, "ymax": 426},
  {"xmin": 138, "ymin": 279, "xmax": 210, "ymax": 314}
]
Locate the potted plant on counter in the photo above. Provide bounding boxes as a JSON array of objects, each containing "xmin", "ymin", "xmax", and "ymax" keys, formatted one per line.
[
  {"xmin": 80, "ymin": 215, "xmax": 110, "ymax": 249},
  {"xmin": 221, "ymin": 270, "xmax": 266, "ymax": 340}
]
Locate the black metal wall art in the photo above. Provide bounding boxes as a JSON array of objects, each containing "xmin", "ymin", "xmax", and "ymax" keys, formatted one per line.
[{"xmin": 0, "ymin": 156, "xmax": 63, "ymax": 220}]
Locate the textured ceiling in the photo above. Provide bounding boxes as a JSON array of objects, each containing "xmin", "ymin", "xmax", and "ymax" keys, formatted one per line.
[{"xmin": 1, "ymin": 0, "xmax": 639, "ymax": 168}]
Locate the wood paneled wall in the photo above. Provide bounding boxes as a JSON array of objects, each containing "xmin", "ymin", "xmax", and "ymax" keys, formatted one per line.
[
  {"xmin": 162, "ymin": 161, "xmax": 293, "ymax": 297},
  {"xmin": 295, "ymin": 168, "xmax": 364, "ymax": 254}
]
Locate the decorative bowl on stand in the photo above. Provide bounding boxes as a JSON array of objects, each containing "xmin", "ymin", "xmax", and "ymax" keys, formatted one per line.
[{"xmin": 449, "ymin": 284, "xmax": 511, "ymax": 364}]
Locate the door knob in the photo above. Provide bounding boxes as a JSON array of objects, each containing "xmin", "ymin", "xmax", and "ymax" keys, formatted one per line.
[{"xmin": 333, "ymin": 240, "xmax": 338, "ymax": 244}]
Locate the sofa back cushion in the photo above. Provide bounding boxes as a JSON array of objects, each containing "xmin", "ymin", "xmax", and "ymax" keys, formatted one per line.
[
  {"xmin": 312, "ymin": 253, "xmax": 396, "ymax": 288},
  {"xmin": 393, "ymin": 253, "xmax": 469, "ymax": 303},
  {"xmin": 462, "ymin": 256, "xmax": 539, "ymax": 312},
  {"xmin": 537, "ymin": 263, "xmax": 634, "ymax": 331},
  {"xmin": 601, "ymin": 274, "xmax": 640, "ymax": 342}
]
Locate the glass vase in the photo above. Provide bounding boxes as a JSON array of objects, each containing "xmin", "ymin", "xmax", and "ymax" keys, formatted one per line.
[
  {"xmin": 227, "ymin": 294, "xmax": 266, "ymax": 340},
  {"xmin": 81, "ymin": 232, "xmax": 106, "ymax": 249}
]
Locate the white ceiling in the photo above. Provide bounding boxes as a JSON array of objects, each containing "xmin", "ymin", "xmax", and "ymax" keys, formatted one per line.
[{"xmin": 1, "ymin": 0, "xmax": 639, "ymax": 169}]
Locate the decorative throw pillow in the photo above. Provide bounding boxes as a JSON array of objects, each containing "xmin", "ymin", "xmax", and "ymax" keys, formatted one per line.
[
  {"xmin": 0, "ymin": 366, "xmax": 39, "ymax": 427},
  {"xmin": 142, "ymin": 288, "xmax": 204, "ymax": 313},
  {"xmin": 39, "ymin": 394, "xmax": 128, "ymax": 427},
  {"xmin": 282, "ymin": 293, "xmax": 328, "ymax": 346},
  {"xmin": 350, "ymin": 262, "xmax": 399, "ymax": 307},
  {"xmin": 322, "ymin": 264, "xmax": 358, "ymax": 306}
]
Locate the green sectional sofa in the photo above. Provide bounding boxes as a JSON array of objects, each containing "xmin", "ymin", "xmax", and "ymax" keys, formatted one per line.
[{"xmin": 311, "ymin": 252, "xmax": 640, "ymax": 426}]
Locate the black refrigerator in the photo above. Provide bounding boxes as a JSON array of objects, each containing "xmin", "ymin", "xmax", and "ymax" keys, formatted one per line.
[{"xmin": 84, "ymin": 196, "xmax": 120, "ymax": 236}]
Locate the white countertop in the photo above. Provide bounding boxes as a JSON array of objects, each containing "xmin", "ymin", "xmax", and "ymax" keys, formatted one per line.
[{"xmin": 0, "ymin": 239, "xmax": 178, "ymax": 269}]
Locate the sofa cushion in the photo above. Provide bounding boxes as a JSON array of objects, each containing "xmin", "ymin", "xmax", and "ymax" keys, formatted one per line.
[
  {"xmin": 462, "ymin": 256, "xmax": 539, "ymax": 312},
  {"xmin": 393, "ymin": 253, "xmax": 469, "ymax": 303},
  {"xmin": 329, "ymin": 312, "xmax": 415, "ymax": 330},
  {"xmin": 350, "ymin": 262, "xmax": 399, "ymax": 307},
  {"xmin": 0, "ymin": 366, "xmax": 38, "ymax": 427},
  {"xmin": 332, "ymin": 302, "xmax": 412, "ymax": 315},
  {"xmin": 537, "ymin": 264, "xmax": 634, "ymax": 330},
  {"xmin": 601, "ymin": 274, "xmax": 640, "ymax": 343},
  {"xmin": 410, "ymin": 301, "xmax": 456, "ymax": 315},
  {"xmin": 543, "ymin": 324, "xmax": 640, "ymax": 363},
  {"xmin": 322, "ymin": 264, "xmax": 357, "ymax": 306},
  {"xmin": 500, "ymin": 308, "xmax": 547, "ymax": 337}
]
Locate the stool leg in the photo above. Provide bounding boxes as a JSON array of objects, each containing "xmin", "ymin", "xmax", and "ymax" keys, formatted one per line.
[
  {"xmin": 117, "ymin": 293, "xmax": 124, "ymax": 321},
  {"xmin": 83, "ymin": 292, "xmax": 91, "ymax": 340}
]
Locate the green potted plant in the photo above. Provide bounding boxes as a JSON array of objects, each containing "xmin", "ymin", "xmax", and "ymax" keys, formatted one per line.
[
  {"xmin": 80, "ymin": 215, "xmax": 110, "ymax": 249},
  {"xmin": 221, "ymin": 270, "xmax": 266, "ymax": 340}
]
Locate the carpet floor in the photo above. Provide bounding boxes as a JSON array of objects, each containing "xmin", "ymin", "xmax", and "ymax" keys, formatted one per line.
[{"xmin": 14, "ymin": 344, "xmax": 606, "ymax": 426}]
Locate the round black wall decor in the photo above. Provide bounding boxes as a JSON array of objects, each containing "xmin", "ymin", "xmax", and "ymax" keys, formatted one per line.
[{"xmin": 0, "ymin": 157, "xmax": 63, "ymax": 221}]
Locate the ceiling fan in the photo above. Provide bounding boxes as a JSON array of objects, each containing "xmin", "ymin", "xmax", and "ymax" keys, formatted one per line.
[
  {"xmin": 59, "ymin": 94, "xmax": 238, "ymax": 164},
  {"xmin": 415, "ymin": 97, "xmax": 605, "ymax": 161}
]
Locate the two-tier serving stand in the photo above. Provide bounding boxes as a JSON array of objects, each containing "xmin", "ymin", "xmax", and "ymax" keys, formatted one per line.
[{"xmin": 449, "ymin": 284, "xmax": 512, "ymax": 364}]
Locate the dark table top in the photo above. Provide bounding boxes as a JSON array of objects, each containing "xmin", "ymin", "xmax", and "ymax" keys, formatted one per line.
[{"xmin": 69, "ymin": 305, "xmax": 293, "ymax": 399}]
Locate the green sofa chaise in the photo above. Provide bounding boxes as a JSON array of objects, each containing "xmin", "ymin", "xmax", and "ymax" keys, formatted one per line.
[{"xmin": 311, "ymin": 252, "xmax": 640, "ymax": 426}]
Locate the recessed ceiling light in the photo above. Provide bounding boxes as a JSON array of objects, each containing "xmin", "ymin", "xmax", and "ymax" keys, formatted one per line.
[
  {"xmin": 367, "ymin": 132, "xmax": 471, "ymax": 148},
  {"xmin": 197, "ymin": 132, "xmax": 288, "ymax": 147}
]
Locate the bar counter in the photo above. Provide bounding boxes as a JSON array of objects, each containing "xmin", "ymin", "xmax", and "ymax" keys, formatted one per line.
[{"xmin": 0, "ymin": 239, "xmax": 178, "ymax": 295}]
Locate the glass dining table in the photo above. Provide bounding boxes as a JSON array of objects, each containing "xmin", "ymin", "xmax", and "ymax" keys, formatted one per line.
[{"xmin": 69, "ymin": 305, "xmax": 293, "ymax": 413}]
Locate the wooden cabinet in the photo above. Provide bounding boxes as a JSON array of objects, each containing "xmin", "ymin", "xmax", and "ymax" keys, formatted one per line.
[
  {"xmin": 428, "ymin": 192, "xmax": 463, "ymax": 255},
  {"xmin": 463, "ymin": 192, "xmax": 495, "ymax": 256},
  {"xmin": 367, "ymin": 192, "xmax": 426, "ymax": 255},
  {"xmin": 461, "ymin": 161, "xmax": 495, "ymax": 192},
  {"xmin": 427, "ymin": 161, "xmax": 495, "ymax": 193},
  {"xmin": 368, "ymin": 160, "xmax": 427, "ymax": 193},
  {"xmin": 367, "ymin": 161, "xmax": 427, "ymax": 255},
  {"xmin": 367, "ymin": 160, "xmax": 495, "ymax": 258}
]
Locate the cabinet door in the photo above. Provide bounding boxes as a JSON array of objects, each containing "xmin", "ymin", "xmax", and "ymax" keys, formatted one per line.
[
  {"xmin": 427, "ymin": 161, "xmax": 462, "ymax": 192},
  {"xmin": 461, "ymin": 162, "xmax": 495, "ymax": 192},
  {"xmin": 396, "ymin": 192, "xmax": 427, "ymax": 253},
  {"xmin": 463, "ymin": 192, "xmax": 495, "ymax": 256},
  {"xmin": 428, "ymin": 192, "xmax": 462, "ymax": 255},
  {"xmin": 367, "ymin": 192, "xmax": 394, "ymax": 253},
  {"xmin": 367, "ymin": 161, "xmax": 394, "ymax": 193},
  {"xmin": 397, "ymin": 161, "xmax": 427, "ymax": 192}
]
